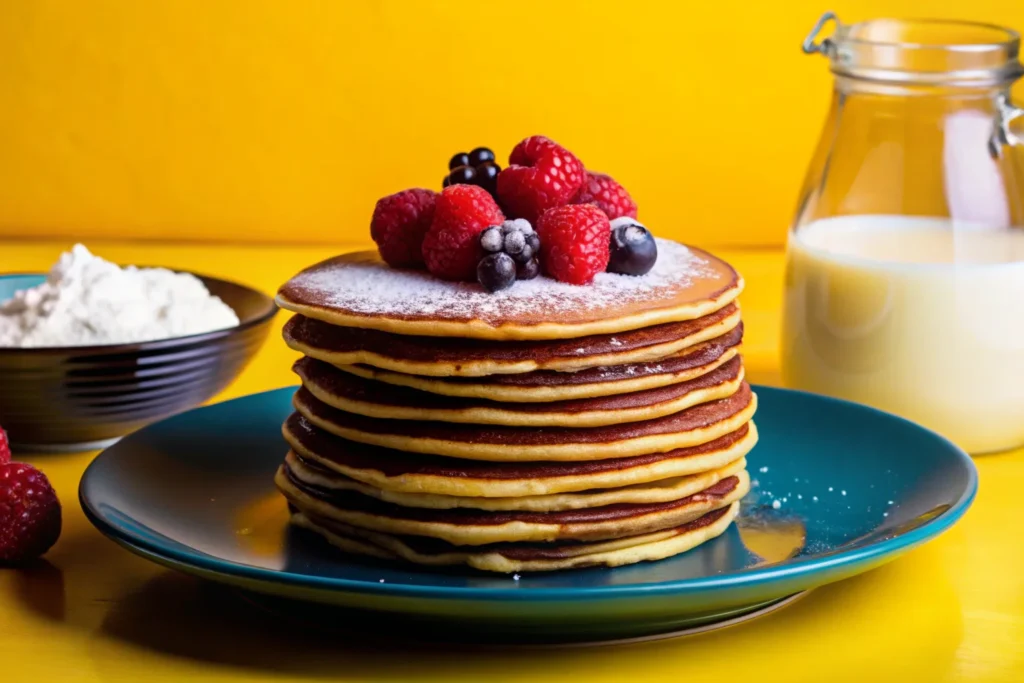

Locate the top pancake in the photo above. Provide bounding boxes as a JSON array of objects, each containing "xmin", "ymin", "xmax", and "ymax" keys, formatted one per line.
[{"xmin": 276, "ymin": 242, "xmax": 742, "ymax": 340}]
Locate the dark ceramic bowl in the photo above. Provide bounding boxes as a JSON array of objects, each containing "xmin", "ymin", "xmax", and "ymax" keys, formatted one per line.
[{"xmin": 0, "ymin": 272, "xmax": 277, "ymax": 452}]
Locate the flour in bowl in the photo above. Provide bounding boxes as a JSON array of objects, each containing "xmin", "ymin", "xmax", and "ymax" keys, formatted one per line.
[{"xmin": 0, "ymin": 244, "xmax": 240, "ymax": 348}]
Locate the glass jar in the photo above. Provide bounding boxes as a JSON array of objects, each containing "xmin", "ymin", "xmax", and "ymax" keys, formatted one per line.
[{"xmin": 782, "ymin": 13, "xmax": 1024, "ymax": 454}]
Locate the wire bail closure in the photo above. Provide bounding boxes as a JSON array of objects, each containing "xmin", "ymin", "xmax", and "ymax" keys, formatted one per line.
[
  {"xmin": 989, "ymin": 93, "xmax": 1024, "ymax": 159},
  {"xmin": 802, "ymin": 11, "xmax": 841, "ymax": 56}
]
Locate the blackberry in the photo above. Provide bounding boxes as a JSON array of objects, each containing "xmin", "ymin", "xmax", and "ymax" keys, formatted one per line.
[
  {"xmin": 476, "ymin": 219, "xmax": 543, "ymax": 292},
  {"xmin": 608, "ymin": 218, "xmax": 658, "ymax": 276},
  {"xmin": 477, "ymin": 252, "xmax": 517, "ymax": 293},
  {"xmin": 449, "ymin": 153, "xmax": 470, "ymax": 170},
  {"xmin": 503, "ymin": 230, "xmax": 526, "ymax": 255},
  {"xmin": 513, "ymin": 244, "xmax": 534, "ymax": 264},
  {"xmin": 469, "ymin": 147, "xmax": 496, "ymax": 166},
  {"xmin": 444, "ymin": 147, "xmax": 501, "ymax": 198},
  {"xmin": 476, "ymin": 161, "xmax": 501, "ymax": 194},
  {"xmin": 479, "ymin": 226, "xmax": 504, "ymax": 253},
  {"xmin": 448, "ymin": 165, "xmax": 477, "ymax": 185},
  {"xmin": 517, "ymin": 257, "xmax": 540, "ymax": 280}
]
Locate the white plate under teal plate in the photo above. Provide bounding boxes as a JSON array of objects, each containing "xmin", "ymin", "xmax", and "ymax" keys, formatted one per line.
[{"xmin": 79, "ymin": 385, "xmax": 976, "ymax": 644}]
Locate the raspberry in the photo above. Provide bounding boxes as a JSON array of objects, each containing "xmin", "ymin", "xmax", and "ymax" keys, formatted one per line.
[
  {"xmin": 422, "ymin": 185, "xmax": 505, "ymax": 281},
  {"xmin": 0, "ymin": 427, "xmax": 9, "ymax": 465},
  {"xmin": 0, "ymin": 462, "xmax": 62, "ymax": 564},
  {"xmin": 573, "ymin": 171, "xmax": 638, "ymax": 220},
  {"xmin": 536, "ymin": 204, "xmax": 611, "ymax": 285},
  {"xmin": 496, "ymin": 136, "xmax": 585, "ymax": 223},
  {"xmin": 370, "ymin": 189, "xmax": 438, "ymax": 268}
]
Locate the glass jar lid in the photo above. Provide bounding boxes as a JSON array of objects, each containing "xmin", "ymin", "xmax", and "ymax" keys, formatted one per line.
[{"xmin": 803, "ymin": 12, "xmax": 1024, "ymax": 86}]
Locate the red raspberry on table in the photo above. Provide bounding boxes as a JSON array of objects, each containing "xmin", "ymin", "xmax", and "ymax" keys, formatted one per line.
[
  {"xmin": 370, "ymin": 188, "xmax": 438, "ymax": 268},
  {"xmin": 0, "ymin": 427, "xmax": 9, "ymax": 465},
  {"xmin": 496, "ymin": 136, "xmax": 585, "ymax": 223},
  {"xmin": 536, "ymin": 204, "xmax": 611, "ymax": 285},
  {"xmin": 0, "ymin": 462, "xmax": 62, "ymax": 565},
  {"xmin": 422, "ymin": 185, "xmax": 505, "ymax": 281},
  {"xmin": 573, "ymin": 171, "xmax": 638, "ymax": 220}
]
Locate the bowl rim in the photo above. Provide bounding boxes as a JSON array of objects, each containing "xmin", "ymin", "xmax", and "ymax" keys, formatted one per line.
[{"xmin": 0, "ymin": 270, "xmax": 278, "ymax": 354}]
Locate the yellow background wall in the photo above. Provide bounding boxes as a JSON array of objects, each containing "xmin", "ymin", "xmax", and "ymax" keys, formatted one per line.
[{"xmin": 1, "ymin": 0, "xmax": 1022, "ymax": 247}]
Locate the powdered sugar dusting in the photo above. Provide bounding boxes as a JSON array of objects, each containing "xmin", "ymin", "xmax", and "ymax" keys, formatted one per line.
[{"xmin": 282, "ymin": 239, "xmax": 723, "ymax": 324}]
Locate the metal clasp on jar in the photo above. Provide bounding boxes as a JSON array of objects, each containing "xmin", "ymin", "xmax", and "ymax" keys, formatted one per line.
[
  {"xmin": 801, "ymin": 11, "xmax": 841, "ymax": 56},
  {"xmin": 989, "ymin": 93, "xmax": 1024, "ymax": 159}
]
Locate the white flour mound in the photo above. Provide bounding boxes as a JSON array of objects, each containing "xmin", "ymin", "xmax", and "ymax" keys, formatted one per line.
[{"xmin": 0, "ymin": 244, "xmax": 240, "ymax": 348}]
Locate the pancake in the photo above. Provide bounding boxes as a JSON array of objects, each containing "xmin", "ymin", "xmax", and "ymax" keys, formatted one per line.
[
  {"xmin": 283, "ymin": 413, "xmax": 760, "ymax": 497},
  {"xmin": 276, "ymin": 242, "xmax": 742, "ymax": 341},
  {"xmin": 290, "ymin": 502, "xmax": 740, "ymax": 572},
  {"xmin": 334, "ymin": 325, "xmax": 743, "ymax": 403},
  {"xmin": 294, "ymin": 355, "xmax": 745, "ymax": 427},
  {"xmin": 285, "ymin": 450, "xmax": 747, "ymax": 511},
  {"xmin": 276, "ymin": 466, "xmax": 749, "ymax": 544},
  {"xmin": 292, "ymin": 382, "xmax": 757, "ymax": 461},
  {"xmin": 283, "ymin": 304, "xmax": 741, "ymax": 377}
]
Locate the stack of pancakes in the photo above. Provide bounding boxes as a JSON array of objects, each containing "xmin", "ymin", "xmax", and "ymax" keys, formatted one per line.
[{"xmin": 274, "ymin": 240, "xmax": 757, "ymax": 573}]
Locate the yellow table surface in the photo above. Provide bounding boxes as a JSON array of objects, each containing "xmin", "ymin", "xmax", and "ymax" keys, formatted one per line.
[{"xmin": 1, "ymin": 240, "xmax": 1021, "ymax": 683}]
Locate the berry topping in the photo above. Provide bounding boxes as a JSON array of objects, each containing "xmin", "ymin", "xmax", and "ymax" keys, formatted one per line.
[
  {"xmin": 422, "ymin": 185, "xmax": 505, "ymax": 281},
  {"xmin": 468, "ymin": 147, "xmax": 496, "ymax": 166},
  {"xmin": 370, "ymin": 189, "xmax": 438, "ymax": 268},
  {"xmin": 475, "ymin": 162, "xmax": 501, "ymax": 195},
  {"xmin": 536, "ymin": 204, "xmax": 611, "ymax": 285},
  {"xmin": 497, "ymin": 136, "xmax": 585, "ymax": 223},
  {"xmin": 573, "ymin": 171, "xmax": 638, "ymax": 220},
  {"xmin": 503, "ymin": 230, "xmax": 526, "ymax": 255},
  {"xmin": 477, "ymin": 252, "xmax": 517, "ymax": 293},
  {"xmin": 479, "ymin": 226, "xmax": 504, "ymax": 253},
  {"xmin": 516, "ymin": 257, "xmax": 540, "ymax": 280},
  {"xmin": 448, "ymin": 165, "xmax": 477, "ymax": 185},
  {"xmin": 444, "ymin": 147, "xmax": 502, "ymax": 198},
  {"xmin": 0, "ymin": 462, "xmax": 62, "ymax": 564},
  {"xmin": 0, "ymin": 427, "xmax": 9, "ymax": 465},
  {"xmin": 474, "ymin": 219, "xmax": 541, "ymax": 292},
  {"xmin": 608, "ymin": 217, "xmax": 658, "ymax": 276},
  {"xmin": 449, "ymin": 152, "xmax": 471, "ymax": 170},
  {"xmin": 502, "ymin": 218, "xmax": 533, "ymax": 234}
]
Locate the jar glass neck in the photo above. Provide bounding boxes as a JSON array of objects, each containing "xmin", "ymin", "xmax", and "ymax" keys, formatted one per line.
[
  {"xmin": 806, "ymin": 16, "xmax": 1024, "ymax": 88},
  {"xmin": 834, "ymin": 77, "xmax": 1011, "ymax": 98}
]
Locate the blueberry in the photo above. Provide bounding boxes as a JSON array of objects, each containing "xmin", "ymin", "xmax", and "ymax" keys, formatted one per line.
[
  {"xmin": 608, "ymin": 220, "xmax": 657, "ymax": 276},
  {"xmin": 442, "ymin": 175, "xmax": 451, "ymax": 188},
  {"xmin": 477, "ymin": 253, "xmax": 517, "ymax": 293},
  {"xmin": 512, "ymin": 244, "xmax": 534, "ymax": 264},
  {"xmin": 469, "ymin": 147, "xmax": 496, "ymax": 166},
  {"xmin": 479, "ymin": 226, "xmax": 504, "ymax": 253},
  {"xmin": 449, "ymin": 153, "xmax": 470, "ymax": 170},
  {"xmin": 448, "ymin": 165, "xmax": 477, "ymax": 186},
  {"xmin": 526, "ymin": 232, "xmax": 540, "ymax": 251},
  {"xmin": 504, "ymin": 230, "xmax": 526, "ymax": 255},
  {"xmin": 517, "ymin": 258, "xmax": 540, "ymax": 280}
]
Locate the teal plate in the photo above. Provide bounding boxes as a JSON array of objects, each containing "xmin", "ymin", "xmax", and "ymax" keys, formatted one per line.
[{"xmin": 80, "ymin": 385, "xmax": 977, "ymax": 644}]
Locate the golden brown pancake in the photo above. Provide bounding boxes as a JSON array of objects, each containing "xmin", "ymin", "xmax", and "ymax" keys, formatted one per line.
[
  {"xmin": 334, "ymin": 325, "xmax": 743, "ymax": 403},
  {"xmin": 292, "ymin": 382, "xmax": 757, "ymax": 461},
  {"xmin": 283, "ymin": 413, "xmax": 760, "ymax": 497},
  {"xmin": 290, "ymin": 502, "xmax": 740, "ymax": 572},
  {"xmin": 294, "ymin": 355, "xmax": 745, "ymax": 427},
  {"xmin": 276, "ymin": 243, "xmax": 742, "ymax": 341},
  {"xmin": 276, "ymin": 465, "xmax": 749, "ymax": 544},
  {"xmin": 285, "ymin": 450, "xmax": 747, "ymax": 511},
  {"xmin": 283, "ymin": 304, "xmax": 741, "ymax": 377}
]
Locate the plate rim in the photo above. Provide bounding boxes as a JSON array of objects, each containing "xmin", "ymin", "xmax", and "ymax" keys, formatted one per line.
[{"xmin": 79, "ymin": 384, "xmax": 978, "ymax": 601}]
